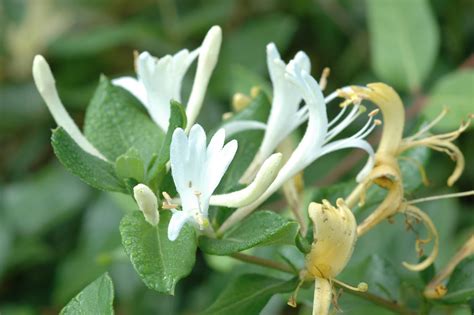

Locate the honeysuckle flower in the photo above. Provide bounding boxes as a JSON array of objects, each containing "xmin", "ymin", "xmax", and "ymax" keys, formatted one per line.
[
  {"xmin": 289, "ymin": 199, "xmax": 367, "ymax": 315},
  {"xmin": 219, "ymin": 62, "xmax": 377, "ymax": 234},
  {"xmin": 133, "ymin": 184, "xmax": 159, "ymax": 226},
  {"xmin": 113, "ymin": 26, "xmax": 222, "ymax": 131},
  {"xmin": 344, "ymin": 83, "xmax": 472, "ymax": 271},
  {"xmin": 240, "ymin": 44, "xmax": 368, "ymax": 184},
  {"xmin": 166, "ymin": 124, "xmax": 238, "ymax": 241},
  {"xmin": 32, "ymin": 55, "xmax": 107, "ymax": 160},
  {"xmin": 240, "ymin": 43, "xmax": 311, "ymax": 183}
]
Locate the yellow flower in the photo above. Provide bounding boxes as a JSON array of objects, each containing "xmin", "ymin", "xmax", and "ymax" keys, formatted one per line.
[
  {"xmin": 344, "ymin": 82, "xmax": 471, "ymax": 271},
  {"xmin": 299, "ymin": 199, "xmax": 367, "ymax": 315}
]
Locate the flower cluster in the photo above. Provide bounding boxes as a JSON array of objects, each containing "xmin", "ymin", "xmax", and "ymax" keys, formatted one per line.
[{"xmin": 32, "ymin": 24, "xmax": 472, "ymax": 315}]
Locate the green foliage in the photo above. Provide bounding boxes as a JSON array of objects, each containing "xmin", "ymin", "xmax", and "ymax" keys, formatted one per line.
[
  {"xmin": 115, "ymin": 148, "xmax": 145, "ymax": 183},
  {"xmin": 52, "ymin": 127, "xmax": 127, "ymax": 193},
  {"xmin": 60, "ymin": 273, "xmax": 114, "ymax": 315},
  {"xmin": 3, "ymin": 164, "xmax": 91, "ymax": 236},
  {"xmin": 119, "ymin": 211, "xmax": 197, "ymax": 294},
  {"xmin": 442, "ymin": 256, "xmax": 474, "ymax": 304},
  {"xmin": 200, "ymin": 211, "xmax": 299, "ymax": 255},
  {"xmin": 367, "ymin": 0, "xmax": 439, "ymax": 91},
  {"xmin": 147, "ymin": 100, "xmax": 187, "ymax": 190},
  {"xmin": 1, "ymin": 0, "xmax": 473, "ymax": 313},
  {"xmin": 216, "ymin": 91, "xmax": 271, "ymax": 193},
  {"xmin": 83, "ymin": 76, "xmax": 164, "ymax": 163},
  {"xmin": 423, "ymin": 70, "xmax": 474, "ymax": 130},
  {"xmin": 202, "ymin": 274, "xmax": 298, "ymax": 315}
]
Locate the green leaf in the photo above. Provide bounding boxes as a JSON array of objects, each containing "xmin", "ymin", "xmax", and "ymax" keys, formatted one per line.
[
  {"xmin": 217, "ymin": 91, "xmax": 271, "ymax": 193},
  {"xmin": 60, "ymin": 273, "xmax": 114, "ymax": 315},
  {"xmin": 442, "ymin": 256, "xmax": 474, "ymax": 304},
  {"xmin": 52, "ymin": 127, "xmax": 126, "ymax": 193},
  {"xmin": 119, "ymin": 211, "xmax": 197, "ymax": 294},
  {"xmin": 83, "ymin": 76, "xmax": 164, "ymax": 163},
  {"xmin": 115, "ymin": 148, "xmax": 145, "ymax": 182},
  {"xmin": 202, "ymin": 274, "xmax": 298, "ymax": 315},
  {"xmin": 423, "ymin": 70, "xmax": 474, "ymax": 130},
  {"xmin": 147, "ymin": 100, "xmax": 187, "ymax": 189},
  {"xmin": 367, "ymin": 0, "xmax": 439, "ymax": 91},
  {"xmin": 230, "ymin": 65, "xmax": 272, "ymax": 96},
  {"xmin": 3, "ymin": 164, "xmax": 91, "ymax": 236},
  {"xmin": 341, "ymin": 255, "xmax": 401, "ymax": 301},
  {"xmin": 53, "ymin": 195, "xmax": 123, "ymax": 305},
  {"xmin": 200, "ymin": 211, "xmax": 299, "ymax": 255}
]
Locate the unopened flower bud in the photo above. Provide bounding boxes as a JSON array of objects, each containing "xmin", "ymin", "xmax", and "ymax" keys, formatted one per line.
[{"xmin": 133, "ymin": 184, "xmax": 159, "ymax": 226}]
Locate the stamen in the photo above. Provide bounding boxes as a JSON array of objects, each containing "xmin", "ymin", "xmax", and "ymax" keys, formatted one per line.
[
  {"xmin": 162, "ymin": 191, "xmax": 179, "ymax": 209},
  {"xmin": 332, "ymin": 278, "xmax": 368, "ymax": 292},
  {"xmin": 408, "ymin": 190, "xmax": 474, "ymax": 205},
  {"xmin": 328, "ymin": 103, "xmax": 348, "ymax": 128},
  {"xmin": 133, "ymin": 50, "xmax": 139, "ymax": 73},
  {"xmin": 401, "ymin": 205, "xmax": 439, "ymax": 271},
  {"xmin": 349, "ymin": 115, "xmax": 377, "ymax": 140},
  {"xmin": 368, "ymin": 109, "xmax": 380, "ymax": 117},
  {"xmin": 326, "ymin": 104, "xmax": 361, "ymax": 141},
  {"xmin": 407, "ymin": 107, "xmax": 449, "ymax": 141},
  {"xmin": 319, "ymin": 67, "xmax": 331, "ymax": 91}
]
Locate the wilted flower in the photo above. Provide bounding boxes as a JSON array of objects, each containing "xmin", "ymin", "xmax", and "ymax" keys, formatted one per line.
[
  {"xmin": 345, "ymin": 83, "xmax": 472, "ymax": 271},
  {"xmin": 289, "ymin": 199, "xmax": 367, "ymax": 315}
]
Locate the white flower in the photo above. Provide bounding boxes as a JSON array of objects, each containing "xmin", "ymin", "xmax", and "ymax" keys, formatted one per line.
[
  {"xmin": 133, "ymin": 184, "xmax": 159, "ymax": 226},
  {"xmin": 219, "ymin": 60, "xmax": 377, "ymax": 233},
  {"xmin": 240, "ymin": 43, "xmax": 310, "ymax": 183},
  {"xmin": 32, "ymin": 55, "xmax": 106, "ymax": 160},
  {"xmin": 113, "ymin": 26, "xmax": 222, "ymax": 132},
  {"xmin": 168, "ymin": 124, "xmax": 238, "ymax": 241}
]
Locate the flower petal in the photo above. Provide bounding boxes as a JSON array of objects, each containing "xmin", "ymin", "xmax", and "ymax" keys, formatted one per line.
[
  {"xmin": 32, "ymin": 55, "xmax": 106, "ymax": 160},
  {"xmin": 168, "ymin": 210, "xmax": 192, "ymax": 241},
  {"xmin": 112, "ymin": 76, "xmax": 148, "ymax": 106},
  {"xmin": 221, "ymin": 120, "xmax": 266, "ymax": 138}
]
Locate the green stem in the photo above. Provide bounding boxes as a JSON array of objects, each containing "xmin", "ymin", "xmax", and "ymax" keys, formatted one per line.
[
  {"xmin": 341, "ymin": 286, "xmax": 417, "ymax": 315},
  {"xmin": 230, "ymin": 253, "xmax": 416, "ymax": 315},
  {"xmin": 230, "ymin": 253, "xmax": 297, "ymax": 274}
]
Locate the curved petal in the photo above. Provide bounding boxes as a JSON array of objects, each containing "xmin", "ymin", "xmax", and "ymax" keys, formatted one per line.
[
  {"xmin": 32, "ymin": 55, "xmax": 106, "ymax": 160},
  {"xmin": 168, "ymin": 210, "xmax": 192, "ymax": 241},
  {"xmin": 318, "ymin": 138, "xmax": 375, "ymax": 182},
  {"xmin": 210, "ymin": 153, "xmax": 282, "ymax": 207},
  {"xmin": 221, "ymin": 120, "xmax": 266, "ymax": 138},
  {"xmin": 186, "ymin": 26, "xmax": 222, "ymax": 130},
  {"xmin": 112, "ymin": 76, "xmax": 147, "ymax": 106}
]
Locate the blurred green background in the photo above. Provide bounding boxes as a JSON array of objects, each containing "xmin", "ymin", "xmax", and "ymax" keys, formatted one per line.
[{"xmin": 0, "ymin": 0, "xmax": 473, "ymax": 314}]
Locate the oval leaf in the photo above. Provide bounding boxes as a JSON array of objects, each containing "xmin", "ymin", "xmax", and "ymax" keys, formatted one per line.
[
  {"xmin": 200, "ymin": 211, "xmax": 299, "ymax": 255},
  {"xmin": 367, "ymin": 0, "xmax": 439, "ymax": 91},
  {"xmin": 52, "ymin": 127, "xmax": 126, "ymax": 193},
  {"xmin": 423, "ymin": 70, "xmax": 474, "ymax": 130},
  {"xmin": 83, "ymin": 76, "xmax": 164, "ymax": 163},
  {"xmin": 442, "ymin": 255, "xmax": 474, "ymax": 304},
  {"xmin": 60, "ymin": 273, "xmax": 114, "ymax": 315},
  {"xmin": 202, "ymin": 274, "xmax": 298, "ymax": 315},
  {"xmin": 119, "ymin": 211, "xmax": 197, "ymax": 294}
]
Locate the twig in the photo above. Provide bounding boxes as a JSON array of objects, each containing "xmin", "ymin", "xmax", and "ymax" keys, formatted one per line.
[
  {"xmin": 341, "ymin": 286, "xmax": 417, "ymax": 315},
  {"xmin": 230, "ymin": 253, "xmax": 296, "ymax": 274},
  {"xmin": 230, "ymin": 253, "xmax": 417, "ymax": 315}
]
